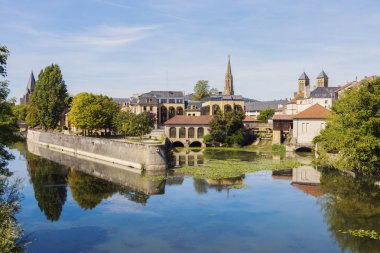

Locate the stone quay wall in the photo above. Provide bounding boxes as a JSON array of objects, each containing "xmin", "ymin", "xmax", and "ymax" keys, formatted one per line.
[{"xmin": 27, "ymin": 130, "xmax": 167, "ymax": 171}]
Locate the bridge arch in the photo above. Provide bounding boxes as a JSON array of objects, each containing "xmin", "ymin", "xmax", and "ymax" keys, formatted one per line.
[
  {"xmin": 172, "ymin": 141, "xmax": 185, "ymax": 148},
  {"xmin": 189, "ymin": 141, "xmax": 202, "ymax": 148},
  {"xmin": 295, "ymin": 146, "xmax": 312, "ymax": 152}
]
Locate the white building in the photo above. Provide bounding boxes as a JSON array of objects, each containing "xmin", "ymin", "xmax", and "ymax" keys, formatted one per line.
[{"xmin": 292, "ymin": 103, "xmax": 330, "ymax": 146}]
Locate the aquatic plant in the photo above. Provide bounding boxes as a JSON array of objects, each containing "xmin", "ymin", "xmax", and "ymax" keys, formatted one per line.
[{"xmin": 338, "ymin": 229, "xmax": 380, "ymax": 240}]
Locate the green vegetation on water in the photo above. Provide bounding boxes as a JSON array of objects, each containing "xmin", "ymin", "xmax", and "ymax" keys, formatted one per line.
[
  {"xmin": 176, "ymin": 159, "xmax": 302, "ymax": 180},
  {"xmin": 338, "ymin": 229, "xmax": 380, "ymax": 240}
]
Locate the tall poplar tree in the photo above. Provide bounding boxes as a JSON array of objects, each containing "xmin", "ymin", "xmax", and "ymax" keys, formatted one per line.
[{"xmin": 31, "ymin": 64, "xmax": 68, "ymax": 130}]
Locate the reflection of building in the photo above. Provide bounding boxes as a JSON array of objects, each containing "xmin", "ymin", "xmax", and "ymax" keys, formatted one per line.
[
  {"xmin": 165, "ymin": 116, "xmax": 212, "ymax": 147},
  {"xmin": 172, "ymin": 149, "xmax": 204, "ymax": 166},
  {"xmin": 20, "ymin": 72, "xmax": 36, "ymax": 104}
]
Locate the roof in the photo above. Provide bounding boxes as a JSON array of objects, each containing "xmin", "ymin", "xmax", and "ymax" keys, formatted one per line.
[
  {"xmin": 164, "ymin": 115, "xmax": 213, "ymax": 125},
  {"xmin": 298, "ymin": 72, "xmax": 309, "ymax": 80},
  {"xmin": 292, "ymin": 184, "xmax": 324, "ymax": 198},
  {"xmin": 112, "ymin": 98, "xmax": 130, "ymax": 105},
  {"xmin": 243, "ymin": 116, "xmax": 258, "ymax": 122},
  {"xmin": 310, "ymin": 87, "xmax": 339, "ymax": 98},
  {"xmin": 147, "ymin": 91, "xmax": 184, "ymax": 98},
  {"xmin": 207, "ymin": 94, "xmax": 244, "ymax": 101},
  {"xmin": 272, "ymin": 114, "xmax": 294, "ymax": 120},
  {"xmin": 317, "ymin": 70, "xmax": 328, "ymax": 79},
  {"xmin": 26, "ymin": 72, "xmax": 36, "ymax": 92},
  {"xmin": 245, "ymin": 99, "xmax": 288, "ymax": 112},
  {"xmin": 336, "ymin": 75, "xmax": 378, "ymax": 93},
  {"xmin": 289, "ymin": 92, "xmax": 304, "ymax": 104},
  {"xmin": 293, "ymin": 103, "xmax": 331, "ymax": 119}
]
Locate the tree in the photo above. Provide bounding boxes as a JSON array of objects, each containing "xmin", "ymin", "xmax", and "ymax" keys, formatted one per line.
[
  {"xmin": 25, "ymin": 105, "xmax": 39, "ymax": 127},
  {"xmin": 257, "ymin": 109, "xmax": 275, "ymax": 123},
  {"xmin": 31, "ymin": 64, "xmax": 68, "ymax": 130},
  {"xmin": 0, "ymin": 44, "xmax": 25, "ymax": 253},
  {"xmin": 193, "ymin": 80, "xmax": 210, "ymax": 101},
  {"xmin": 113, "ymin": 110, "xmax": 134, "ymax": 137},
  {"xmin": 129, "ymin": 113, "xmax": 154, "ymax": 139},
  {"xmin": 314, "ymin": 77, "xmax": 380, "ymax": 175},
  {"xmin": 68, "ymin": 93, "xmax": 119, "ymax": 135},
  {"xmin": 12, "ymin": 104, "xmax": 28, "ymax": 122},
  {"xmin": 205, "ymin": 110, "xmax": 246, "ymax": 146}
]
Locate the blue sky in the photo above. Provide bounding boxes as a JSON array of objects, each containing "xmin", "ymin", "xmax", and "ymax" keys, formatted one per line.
[{"xmin": 1, "ymin": 0, "xmax": 380, "ymax": 101}]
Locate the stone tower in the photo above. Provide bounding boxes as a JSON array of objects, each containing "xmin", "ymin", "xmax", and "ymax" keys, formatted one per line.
[
  {"xmin": 224, "ymin": 56, "xmax": 234, "ymax": 95},
  {"xmin": 316, "ymin": 70, "xmax": 328, "ymax": 87},
  {"xmin": 298, "ymin": 72, "xmax": 310, "ymax": 95}
]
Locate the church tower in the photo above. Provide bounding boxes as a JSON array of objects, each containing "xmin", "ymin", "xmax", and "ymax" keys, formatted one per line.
[
  {"xmin": 298, "ymin": 72, "xmax": 310, "ymax": 95},
  {"xmin": 316, "ymin": 70, "xmax": 328, "ymax": 87},
  {"xmin": 224, "ymin": 56, "xmax": 234, "ymax": 95}
]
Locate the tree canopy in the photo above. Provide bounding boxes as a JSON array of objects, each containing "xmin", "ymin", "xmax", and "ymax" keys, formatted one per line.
[
  {"xmin": 257, "ymin": 109, "xmax": 275, "ymax": 123},
  {"xmin": 314, "ymin": 77, "xmax": 380, "ymax": 175},
  {"xmin": 30, "ymin": 64, "xmax": 68, "ymax": 130},
  {"xmin": 68, "ymin": 92, "xmax": 119, "ymax": 135},
  {"xmin": 193, "ymin": 80, "xmax": 218, "ymax": 101}
]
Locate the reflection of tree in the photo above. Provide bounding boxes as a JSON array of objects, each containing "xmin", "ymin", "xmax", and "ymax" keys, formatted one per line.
[
  {"xmin": 193, "ymin": 178, "xmax": 207, "ymax": 194},
  {"xmin": 119, "ymin": 187, "xmax": 149, "ymax": 205},
  {"xmin": 319, "ymin": 171, "xmax": 380, "ymax": 253},
  {"xmin": 68, "ymin": 169, "xmax": 118, "ymax": 210},
  {"xmin": 26, "ymin": 152, "xmax": 68, "ymax": 222}
]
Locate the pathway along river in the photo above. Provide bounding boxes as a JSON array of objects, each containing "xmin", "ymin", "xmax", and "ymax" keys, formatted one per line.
[{"xmin": 9, "ymin": 143, "xmax": 380, "ymax": 253}]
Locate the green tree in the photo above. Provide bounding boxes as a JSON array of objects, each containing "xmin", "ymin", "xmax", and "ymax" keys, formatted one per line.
[
  {"xmin": 205, "ymin": 110, "xmax": 246, "ymax": 146},
  {"xmin": 12, "ymin": 104, "xmax": 28, "ymax": 122},
  {"xmin": 31, "ymin": 64, "xmax": 68, "ymax": 130},
  {"xmin": 113, "ymin": 110, "xmax": 134, "ymax": 137},
  {"xmin": 0, "ymin": 44, "xmax": 25, "ymax": 253},
  {"xmin": 25, "ymin": 105, "xmax": 39, "ymax": 127},
  {"xmin": 129, "ymin": 113, "xmax": 154, "ymax": 139},
  {"xmin": 68, "ymin": 92, "xmax": 119, "ymax": 135},
  {"xmin": 193, "ymin": 80, "xmax": 210, "ymax": 101},
  {"xmin": 257, "ymin": 109, "xmax": 275, "ymax": 123},
  {"xmin": 314, "ymin": 77, "xmax": 380, "ymax": 175}
]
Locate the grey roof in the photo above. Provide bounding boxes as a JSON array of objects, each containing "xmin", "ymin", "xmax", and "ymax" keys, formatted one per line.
[
  {"xmin": 186, "ymin": 100, "xmax": 202, "ymax": 106},
  {"xmin": 245, "ymin": 99, "xmax": 288, "ymax": 112},
  {"xmin": 146, "ymin": 91, "xmax": 184, "ymax": 98},
  {"xmin": 112, "ymin": 98, "xmax": 130, "ymax": 105},
  {"xmin": 317, "ymin": 70, "xmax": 328, "ymax": 79},
  {"xmin": 26, "ymin": 72, "xmax": 36, "ymax": 92},
  {"xmin": 310, "ymin": 87, "xmax": 339, "ymax": 98},
  {"xmin": 207, "ymin": 94, "xmax": 244, "ymax": 101},
  {"xmin": 298, "ymin": 72, "xmax": 309, "ymax": 80}
]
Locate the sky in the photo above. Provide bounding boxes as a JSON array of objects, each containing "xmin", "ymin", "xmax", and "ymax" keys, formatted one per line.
[{"xmin": 1, "ymin": 0, "xmax": 380, "ymax": 101}]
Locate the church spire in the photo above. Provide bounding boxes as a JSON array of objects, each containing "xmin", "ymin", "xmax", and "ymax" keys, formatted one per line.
[{"xmin": 224, "ymin": 55, "xmax": 234, "ymax": 95}]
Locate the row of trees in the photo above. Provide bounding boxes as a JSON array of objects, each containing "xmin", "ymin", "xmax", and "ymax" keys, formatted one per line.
[{"xmin": 314, "ymin": 77, "xmax": 380, "ymax": 175}]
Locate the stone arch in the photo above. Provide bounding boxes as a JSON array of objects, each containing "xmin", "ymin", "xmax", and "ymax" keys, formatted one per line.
[
  {"xmin": 189, "ymin": 141, "xmax": 202, "ymax": 148},
  {"xmin": 188, "ymin": 127, "xmax": 195, "ymax": 138},
  {"xmin": 234, "ymin": 105, "xmax": 243, "ymax": 112},
  {"xmin": 169, "ymin": 127, "xmax": 176, "ymax": 138},
  {"xmin": 224, "ymin": 104, "xmax": 232, "ymax": 112},
  {"xmin": 160, "ymin": 106, "xmax": 167, "ymax": 123},
  {"xmin": 169, "ymin": 107, "xmax": 176, "ymax": 119},
  {"xmin": 197, "ymin": 127, "xmax": 204, "ymax": 138},
  {"xmin": 176, "ymin": 106, "xmax": 184, "ymax": 115},
  {"xmin": 295, "ymin": 146, "xmax": 312, "ymax": 152},
  {"xmin": 172, "ymin": 141, "xmax": 185, "ymax": 148},
  {"xmin": 179, "ymin": 127, "xmax": 186, "ymax": 138},
  {"xmin": 212, "ymin": 104, "xmax": 220, "ymax": 114}
]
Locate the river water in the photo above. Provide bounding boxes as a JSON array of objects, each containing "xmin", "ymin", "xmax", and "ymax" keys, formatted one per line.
[{"xmin": 8, "ymin": 143, "xmax": 380, "ymax": 253}]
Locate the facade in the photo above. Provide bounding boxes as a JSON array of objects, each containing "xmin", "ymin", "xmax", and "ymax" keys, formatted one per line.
[
  {"xmin": 185, "ymin": 100, "xmax": 202, "ymax": 116},
  {"xmin": 201, "ymin": 94, "xmax": 245, "ymax": 115},
  {"xmin": 272, "ymin": 114, "xmax": 294, "ymax": 144},
  {"xmin": 164, "ymin": 115, "xmax": 212, "ymax": 147},
  {"xmin": 292, "ymin": 103, "xmax": 330, "ymax": 147},
  {"xmin": 20, "ymin": 72, "xmax": 36, "ymax": 104}
]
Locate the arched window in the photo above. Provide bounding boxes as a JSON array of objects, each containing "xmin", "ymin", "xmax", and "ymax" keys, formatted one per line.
[
  {"xmin": 188, "ymin": 127, "xmax": 195, "ymax": 138},
  {"xmin": 169, "ymin": 127, "xmax": 176, "ymax": 138},
  {"xmin": 224, "ymin": 104, "xmax": 232, "ymax": 112},
  {"xmin": 197, "ymin": 127, "xmax": 204, "ymax": 138},
  {"xmin": 179, "ymin": 127, "xmax": 186, "ymax": 138},
  {"xmin": 160, "ymin": 106, "xmax": 167, "ymax": 123},
  {"xmin": 212, "ymin": 104, "xmax": 220, "ymax": 114},
  {"xmin": 169, "ymin": 107, "xmax": 175, "ymax": 119},
  {"xmin": 176, "ymin": 107, "xmax": 184, "ymax": 115}
]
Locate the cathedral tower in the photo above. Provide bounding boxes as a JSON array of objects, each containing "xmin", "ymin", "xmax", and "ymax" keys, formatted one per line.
[
  {"xmin": 224, "ymin": 56, "xmax": 234, "ymax": 95},
  {"xmin": 316, "ymin": 70, "xmax": 328, "ymax": 87}
]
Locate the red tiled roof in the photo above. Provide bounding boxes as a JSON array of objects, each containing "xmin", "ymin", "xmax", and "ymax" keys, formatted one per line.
[
  {"xmin": 272, "ymin": 114, "xmax": 294, "ymax": 120},
  {"xmin": 293, "ymin": 103, "xmax": 331, "ymax": 119},
  {"xmin": 243, "ymin": 116, "xmax": 258, "ymax": 122},
  {"xmin": 292, "ymin": 184, "xmax": 324, "ymax": 198},
  {"xmin": 289, "ymin": 92, "xmax": 304, "ymax": 104},
  {"xmin": 164, "ymin": 115, "xmax": 213, "ymax": 125}
]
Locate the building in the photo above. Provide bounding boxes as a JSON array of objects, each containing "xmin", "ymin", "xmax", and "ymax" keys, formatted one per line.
[
  {"xmin": 185, "ymin": 100, "xmax": 202, "ymax": 116},
  {"xmin": 336, "ymin": 75, "xmax": 377, "ymax": 98},
  {"xmin": 164, "ymin": 115, "xmax": 212, "ymax": 147},
  {"xmin": 272, "ymin": 114, "xmax": 294, "ymax": 144},
  {"xmin": 292, "ymin": 103, "xmax": 330, "ymax": 149},
  {"xmin": 20, "ymin": 72, "xmax": 36, "ymax": 104},
  {"xmin": 224, "ymin": 55, "xmax": 234, "ymax": 95},
  {"xmin": 245, "ymin": 99, "xmax": 288, "ymax": 117}
]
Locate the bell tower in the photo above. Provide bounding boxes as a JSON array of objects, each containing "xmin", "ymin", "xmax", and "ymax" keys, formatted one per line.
[
  {"xmin": 316, "ymin": 70, "xmax": 328, "ymax": 87},
  {"xmin": 298, "ymin": 72, "xmax": 310, "ymax": 95}
]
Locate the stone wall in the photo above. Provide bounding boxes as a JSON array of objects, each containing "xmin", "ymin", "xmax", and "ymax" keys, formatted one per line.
[{"xmin": 27, "ymin": 130, "xmax": 167, "ymax": 171}]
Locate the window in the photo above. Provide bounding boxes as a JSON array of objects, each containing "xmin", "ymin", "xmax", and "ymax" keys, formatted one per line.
[
  {"xmin": 161, "ymin": 99, "xmax": 167, "ymax": 103},
  {"xmin": 143, "ymin": 106, "xmax": 147, "ymax": 111},
  {"xmin": 321, "ymin": 122, "xmax": 326, "ymax": 130},
  {"xmin": 197, "ymin": 127, "xmax": 204, "ymax": 138},
  {"xmin": 325, "ymin": 100, "xmax": 328, "ymax": 104},
  {"xmin": 169, "ymin": 99, "xmax": 175, "ymax": 103},
  {"xmin": 150, "ymin": 106, "xmax": 153, "ymax": 111},
  {"xmin": 179, "ymin": 127, "xmax": 186, "ymax": 138},
  {"xmin": 301, "ymin": 122, "xmax": 309, "ymax": 133},
  {"xmin": 169, "ymin": 127, "xmax": 176, "ymax": 138},
  {"xmin": 188, "ymin": 127, "xmax": 195, "ymax": 138}
]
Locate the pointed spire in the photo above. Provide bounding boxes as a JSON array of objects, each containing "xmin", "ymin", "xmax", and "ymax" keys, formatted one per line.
[
  {"xmin": 224, "ymin": 55, "xmax": 234, "ymax": 95},
  {"xmin": 298, "ymin": 72, "xmax": 309, "ymax": 80},
  {"xmin": 317, "ymin": 70, "xmax": 328, "ymax": 79},
  {"xmin": 26, "ymin": 71, "xmax": 36, "ymax": 92}
]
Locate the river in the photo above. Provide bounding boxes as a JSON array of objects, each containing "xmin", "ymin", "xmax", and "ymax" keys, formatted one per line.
[{"xmin": 8, "ymin": 143, "xmax": 380, "ymax": 253}]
